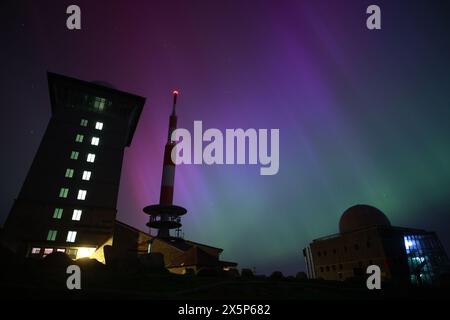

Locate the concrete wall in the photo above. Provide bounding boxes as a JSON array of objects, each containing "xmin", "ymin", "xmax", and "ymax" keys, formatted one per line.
[{"xmin": 309, "ymin": 228, "xmax": 390, "ymax": 281}]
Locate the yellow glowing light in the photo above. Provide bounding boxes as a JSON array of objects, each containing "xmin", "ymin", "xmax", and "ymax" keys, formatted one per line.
[{"xmin": 76, "ymin": 247, "xmax": 96, "ymax": 259}]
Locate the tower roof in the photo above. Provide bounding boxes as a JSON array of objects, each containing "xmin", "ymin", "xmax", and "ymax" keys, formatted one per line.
[
  {"xmin": 47, "ymin": 72, "xmax": 145, "ymax": 146},
  {"xmin": 339, "ymin": 204, "xmax": 391, "ymax": 234}
]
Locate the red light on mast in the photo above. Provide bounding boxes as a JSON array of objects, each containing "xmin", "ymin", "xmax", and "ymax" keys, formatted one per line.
[{"xmin": 171, "ymin": 90, "xmax": 179, "ymax": 116}]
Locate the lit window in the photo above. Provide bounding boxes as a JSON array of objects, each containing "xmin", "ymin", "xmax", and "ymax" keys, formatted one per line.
[
  {"xmin": 94, "ymin": 97, "xmax": 106, "ymax": 111},
  {"xmin": 77, "ymin": 189, "xmax": 87, "ymax": 200},
  {"xmin": 47, "ymin": 230, "xmax": 57, "ymax": 241},
  {"xmin": 95, "ymin": 122, "xmax": 103, "ymax": 130},
  {"xmin": 70, "ymin": 151, "xmax": 79, "ymax": 160},
  {"xmin": 59, "ymin": 188, "xmax": 69, "ymax": 198},
  {"xmin": 53, "ymin": 208, "xmax": 63, "ymax": 219},
  {"xmin": 91, "ymin": 137, "xmax": 100, "ymax": 146},
  {"xmin": 65, "ymin": 168, "xmax": 74, "ymax": 178},
  {"xmin": 31, "ymin": 248, "xmax": 41, "ymax": 254},
  {"xmin": 72, "ymin": 209, "xmax": 82, "ymax": 221},
  {"xmin": 87, "ymin": 153, "xmax": 96, "ymax": 163},
  {"xmin": 56, "ymin": 248, "xmax": 66, "ymax": 253},
  {"xmin": 75, "ymin": 134, "xmax": 84, "ymax": 143},
  {"xmin": 43, "ymin": 248, "xmax": 53, "ymax": 257},
  {"xmin": 404, "ymin": 237, "xmax": 414, "ymax": 250},
  {"xmin": 67, "ymin": 231, "xmax": 77, "ymax": 243},
  {"xmin": 80, "ymin": 119, "xmax": 88, "ymax": 127},
  {"xmin": 76, "ymin": 247, "xmax": 96, "ymax": 259},
  {"xmin": 82, "ymin": 171, "xmax": 91, "ymax": 181}
]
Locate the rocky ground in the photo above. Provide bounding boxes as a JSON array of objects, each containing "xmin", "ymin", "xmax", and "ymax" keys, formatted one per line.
[{"xmin": 0, "ymin": 246, "xmax": 448, "ymax": 300}]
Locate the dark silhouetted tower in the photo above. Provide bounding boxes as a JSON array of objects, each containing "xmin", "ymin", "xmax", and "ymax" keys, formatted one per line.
[
  {"xmin": 144, "ymin": 91, "xmax": 187, "ymax": 239},
  {"xmin": 2, "ymin": 73, "xmax": 145, "ymax": 261}
]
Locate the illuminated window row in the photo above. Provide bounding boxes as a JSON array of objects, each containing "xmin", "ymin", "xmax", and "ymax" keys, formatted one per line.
[
  {"xmin": 32, "ymin": 247, "xmax": 94, "ymax": 259},
  {"xmin": 52, "ymin": 208, "xmax": 83, "ymax": 221},
  {"xmin": 53, "ymin": 208, "xmax": 63, "ymax": 219},
  {"xmin": 94, "ymin": 97, "xmax": 106, "ymax": 111},
  {"xmin": 58, "ymin": 188, "xmax": 88, "ymax": 200},
  {"xmin": 67, "ymin": 231, "xmax": 77, "ymax": 243},
  {"xmin": 64, "ymin": 169, "xmax": 91, "ymax": 180},
  {"xmin": 82, "ymin": 171, "xmax": 91, "ymax": 180},
  {"xmin": 70, "ymin": 151, "xmax": 96, "ymax": 163},
  {"xmin": 75, "ymin": 134, "xmax": 100, "ymax": 146},
  {"xmin": 87, "ymin": 153, "xmax": 96, "ymax": 162},
  {"xmin": 59, "ymin": 188, "xmax": 69, "ymax": 198},
  {"xmin": 95, "ymin": 122, "xmax": 103, "ymax": 130},
  {"xmin": 80, "ymin": 119, "xmax": 104, "ymax": 131},
  {"xmin": 70, "ymin": 151, "xmax": 79, "ymax": 160},
  {"xmin": 65, "ymin": 168, "xmax": 74, "ymax": 178},
  {"xmin": 72, "ymin": 209, "xmax": 82, "ymax": 221},
  {"xmin": 77, "ymin": 190, "xmax": 87, "ymax": 200},
  {"xmin": 91, "ymin": 137, "xmax": 100, "ymax": 146},
  {"xmin": 75, "ymin": 134, "xmax": 84, "ymax": 143},
  {"xmin": 47, "ymin": 230, "xmax": 57, "ymax": 241},
  {"xmin": 46, "ymin": 230, "xmax": 77, "ymax": 243}
]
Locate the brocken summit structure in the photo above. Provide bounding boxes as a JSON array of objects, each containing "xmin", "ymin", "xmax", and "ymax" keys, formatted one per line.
[{"xmin": 2, "ymin": 73, "xmax": 236, "ymax": 274}]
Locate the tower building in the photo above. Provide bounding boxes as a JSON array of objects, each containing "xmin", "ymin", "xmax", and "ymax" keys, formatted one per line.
[{"xmin": 2, "ymin": 72, "xmax": 145, "ymax": 261}]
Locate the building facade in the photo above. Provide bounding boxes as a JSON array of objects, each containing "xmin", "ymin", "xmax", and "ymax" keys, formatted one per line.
[
  {"xmin": 303, "ymin": 204, "xmax": 449, "ymax": 286},
  {"xmin": 2, "ymin": 73, "xmax": 144, "ymax": 262}
]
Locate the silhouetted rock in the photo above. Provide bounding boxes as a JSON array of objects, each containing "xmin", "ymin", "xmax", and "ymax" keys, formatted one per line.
[
  {"xmin": 0, "ymin": 243, "xmax": 16, "ymax": 280},
  {"xmin": 197, "ymin": 268, "xmax": 221, "ymax": 277},
  {"xmin": 42, "ymin": 252, "xmax": 72, "ymax": 270},
  {"xmin": 224, "ymin": 268, "xmax": 240, "ymax": 278},
  {"xmin": 343, "ymin": 275, "xmax": 366, "ymax": 287},
  {"xmin": 110, "ymin": 256, "xmax": 143, "ymax": 274},
  {"xmin": 76, "ymin": 257, "xmax": 106, "ymax": 272},
  {"xmin": 438, "ymin": 264, "xmax": 450, "ymax": 288},
  {"xmin": 184, "ymin": 268, "xmax": 195, "ymax": 276},
  {"xmin": 37, "ymin": 252, "xmax": 74, "ymax": 288},
  {"xmin": 139, "ymin": 252, "xmax": 165, "ymax": 271},
  {"xmin": 269, "ymin": 271, "xmax": 284, "ymax": 280},
  {"xmin": 0, "ymin": 242, "xmax": 14, "ymax": 263},
  {"xmin": 296, "ymin": 272, "xmax": 307, "ymax": 280},
  {"xmin": 103, "ymin": 245, "xmax": 113, "ymax": 265},
  {"xmin": 241, "ymin": 268, "xmax": 254, "ymax": 278}
]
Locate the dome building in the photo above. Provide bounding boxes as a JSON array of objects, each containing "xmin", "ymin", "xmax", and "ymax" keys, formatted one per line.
[
  {"xmin": 303, "ymin": 204, "xmax": 448, "ymax": 286},
  {"xmin": 339, "ymin": 205, "xmax": 391, "ymax": 234}
]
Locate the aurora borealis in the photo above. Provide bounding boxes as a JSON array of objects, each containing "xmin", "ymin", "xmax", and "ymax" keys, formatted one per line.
[{"xmin": 1, "ymin": 0, "xmax": 450, "ymax": 275}]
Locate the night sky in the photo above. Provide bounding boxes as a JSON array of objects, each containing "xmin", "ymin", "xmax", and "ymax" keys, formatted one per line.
[{"xmin": 1, "ymin": 0, "xmax": 450, "ymax": 275}]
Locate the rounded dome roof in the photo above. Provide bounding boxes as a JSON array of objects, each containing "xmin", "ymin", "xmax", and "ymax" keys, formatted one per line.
[{"xmin": 339, "ymin": 204, "xmax": 391, "ymax": 233}]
